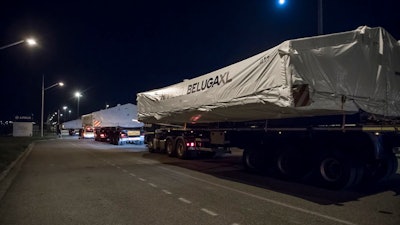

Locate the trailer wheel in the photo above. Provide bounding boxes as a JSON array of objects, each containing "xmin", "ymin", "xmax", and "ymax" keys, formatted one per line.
[
  {"xmin": 111, "ymin": 137, "xmax": 117, "ymax": 145},
  {"xmin": 365, "ymin": 153, "xmax": 398, "ymax": 183},
  {"xmin": 242, "ymin": 148, "xmax": 266, "ymax": 173},
  {"xmin": 276, "ymin": 147, "xmax": 312, "ymax": 180},
  {"xmin": 176, "ymin": 139, "xmax": 187, "ymax": 159},
  {"xmin": 243, "ymin": 149, "xmax": 257, "ymax": 172},
  {"xmin": 166, "ymin": 139, "xmax": 175, "ymax": 157},
  {"xmin": 147, "ymin": 138, "xmax": 155, "ymax": 153},
  {"xmin": 318, "ymin": 152, "xmax": 364, "ymax": 189}
]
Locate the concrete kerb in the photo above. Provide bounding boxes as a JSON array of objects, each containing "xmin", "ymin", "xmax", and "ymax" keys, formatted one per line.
[{"xmin": 0, "ymin": 141, "xmax": 37, "ymax": 200}]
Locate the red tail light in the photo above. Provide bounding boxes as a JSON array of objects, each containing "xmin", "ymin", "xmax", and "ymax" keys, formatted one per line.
[
  {"xmin": 120, "ymin": 133, "xmax": 127, "ymax": 138},
  {"xmin": 186, "ymin": 142, "xmax": 195, "ymax": 147}
]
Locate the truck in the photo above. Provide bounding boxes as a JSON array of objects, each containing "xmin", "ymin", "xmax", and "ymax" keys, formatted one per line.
[
  {"xmin": 61, "ymin": 119, "xmax": 82, "ymax": 136},
  {"xmin": 136, "ymin": 26, "xmax": 400, "ymax": 189},
  {"xmin": 81, "ymin": 103, "xmax": 144, "ymax": 144}
]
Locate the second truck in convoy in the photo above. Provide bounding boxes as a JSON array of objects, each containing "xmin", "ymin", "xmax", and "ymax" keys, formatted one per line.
[
  {"xmin": 137, "ymin": 26, "xmax": 400, "ymax": 189},
  {"xmin": 81, "ymin": 103, "xmax": 144, "ymax": 145}
]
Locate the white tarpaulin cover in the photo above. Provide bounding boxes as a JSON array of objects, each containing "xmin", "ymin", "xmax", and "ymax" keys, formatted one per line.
[
  {"xmin": 137, "ymin": 26, "xmax": 400, "ymax": 124},
  {"xmin": 82, "ymin": 103, "xmax": 143, "ymax": 128},
  {"xmin": 62, "ymin": 119, "xmax": 82, "ymax": 130}
]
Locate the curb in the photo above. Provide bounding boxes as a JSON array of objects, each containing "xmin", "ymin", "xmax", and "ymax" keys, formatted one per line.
[{"xmin": 0, "ymin": 142, "xmax": 36, "ymax": 200}]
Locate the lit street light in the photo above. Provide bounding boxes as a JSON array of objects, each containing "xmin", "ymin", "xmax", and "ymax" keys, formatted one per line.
[
  {"xmin": 41, "ymin": 75, "xmax": 64, "ymax": 137},
  {"xmin": 0, "ymin": 38, "xmax": 37, "ymax": 50},
  {"xmin": 75, "ymin": 92, "xmax": 82, "ymax": 119},
  {"xmin": 62, "ymin": 106, "xmax": 68, "ymax": 122}
]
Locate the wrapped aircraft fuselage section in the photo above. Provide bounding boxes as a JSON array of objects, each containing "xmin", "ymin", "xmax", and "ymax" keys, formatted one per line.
[
  {"xmin": 83, "ymin": 103, "xmax": 144, "ymax": 128},
  {"xmin": 137, "ymin": 26, "xmax": 400, "ymax": 124}
]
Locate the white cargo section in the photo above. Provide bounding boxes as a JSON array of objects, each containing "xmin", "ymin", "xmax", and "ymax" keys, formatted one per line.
[
  {"xmin": 13, "ymin": 122, "xmax": 33, "ymax": 137},
  {"xmin": 137, "ymin": 26, "xmax": 400, "ymax": 123},
  {"xmin": 62, "ymin": 119, "xmax": 82, "ymax": 130},
  {"xmin": 82, "ymin": 103, "xmax": 144, "ymax": 128}
]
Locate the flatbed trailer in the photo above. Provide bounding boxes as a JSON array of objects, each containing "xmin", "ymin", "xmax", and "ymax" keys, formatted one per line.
[{"xmin": 145, "ymin": 119, "xmax": 399, "ymax": 189}]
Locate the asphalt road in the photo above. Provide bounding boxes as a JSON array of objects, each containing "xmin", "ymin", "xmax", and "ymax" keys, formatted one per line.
[{"xmin": 0, "ymin": 137, "xmax": 399, "ymax": 225}]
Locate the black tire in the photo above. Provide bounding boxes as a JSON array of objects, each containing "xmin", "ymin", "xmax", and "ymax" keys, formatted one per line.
[
  {"xmin": 364, "ymin": 153, "xmax": 398, "ymax": 183},
  {"xmin": 176, "ymin": 139, "xmax": 187, "ymax": 159},
  {"xmin": 166, "ymin": 139, "xmax": 175, "ymax": 157},
  {"xmin": 317, "ymin": 152, "xmax": 364, "ymax": 189},
  {"xmin": 275, "ymin": 147, "xmax": 312, "ymax": 180},
  {"xmin": 243, "ymin": 148, "xmax": 257, "ymax": 172},
  {"xmin": 147, "ymin": 138, "xmax": 155, "ymax": 152},
  {"xmin": 111, "ymin": 137, "xmax": 116, "ymax": 145},
  {"xmin": 242, "ymin": 148, "xmax": 266, "ymax": 173}
]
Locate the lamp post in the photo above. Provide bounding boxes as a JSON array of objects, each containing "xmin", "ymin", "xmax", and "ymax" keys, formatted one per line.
[
  {"xmin": 0, "ymin": 38, "xmax": 37, "ymax": 50},
  {"xmin": 317, "ymin": 0, "xmax": 323, "ymax": 35},
  {"xmin": 41, "ymin": 75, "xmax": 64, "ymax": 137},
  {"xmin": 62, "ymin": 106, "xmax": 68, "ymax": 122},
  {"xmin": 75, "ymin": 92, "xmax": 82, "ymax": 119}
]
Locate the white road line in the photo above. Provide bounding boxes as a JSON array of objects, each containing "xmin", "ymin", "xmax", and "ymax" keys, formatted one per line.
[
  {"xmin": 162, "ymin": 189, "xmax": 172, "ymax": 195},
  {"xmin": 122, "ymin": 169, "xmax": 128, "ymax": 173},
  {"xmin": 129, "ymin": 173, "xmax": 136, "ymax": 177},
  {"xmin": 139, "ymin": 178, "xmax": 146, "ymax": 182},
  {"xmin": 148, "ymin": 183, "xmax": 157, "ymax": 188},
  {"xmin": 201, "ymin": 208, "xmax": 218, "ymax": 216},
  {"xmin": 178, "ymin": 197, "xmax": 191, "ymax": 204},
  {"xmin": 159, "ymin": 166, "xmax": 358, "ymax": 225}
]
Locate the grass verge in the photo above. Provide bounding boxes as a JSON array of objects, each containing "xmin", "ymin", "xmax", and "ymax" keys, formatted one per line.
[{"xmin": 0, "ymin": 136, "xmax": 53, "ymax": 172}]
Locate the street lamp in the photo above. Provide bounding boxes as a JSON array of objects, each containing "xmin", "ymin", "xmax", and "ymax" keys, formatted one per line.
[
  {"xmin": 75, "ymin": 92, "xmax": 82, "ymax": 119},
  {"xmin": 62, "ymin": 106, "xmax": 68, "ymax": 122},
  {"xmin": 41, "ymin": 75, "xmax": 64, "ymax": 137},
  {"xmin": 0, "ymin": 38, "xmax": 37, "ymax": 50}
]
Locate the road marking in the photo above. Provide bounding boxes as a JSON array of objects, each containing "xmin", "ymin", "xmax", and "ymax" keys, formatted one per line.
[
  {"xmin": 159, "ymin": 166, "xmax": 358, "ymax": 225},
  {"xmin": 178, "ymin": 197, "xmax": 191, "ymax": 204},
  {"xmin": 139, "ymin": 178, "xmax": 146, "ymax": 182},
  {"xmin": 122, "ymin": 169, "xmax": 128, "ymax": 173},
  {"xmin": 148, "ymin": 183, "xmax": 157, "ymax": 188},
  {"xmin": 201, "ymin": 208, "xmax": 218, "ymax": 216},
  {"xmin": 129, "ymin": 173, "xmax": 136, "ymax": 177},
  {"xmin": 162, "ymin": 189, "xmax": 172, "ymax": 195}
]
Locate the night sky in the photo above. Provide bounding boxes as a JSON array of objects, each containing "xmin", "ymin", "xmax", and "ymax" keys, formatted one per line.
[{"xmin": 0, "ymin": 0, "xmax": 399, "ymax": 122}]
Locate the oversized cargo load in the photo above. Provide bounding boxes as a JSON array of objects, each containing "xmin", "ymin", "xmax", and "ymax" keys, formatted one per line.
[
  {"xmin": 61, "ymin": 119, "xmax": 82, "ymax": 130},
  {"xmin": 81, "ymin": 103, "xmax": 144, "ymax": 144},
  {"xmin": 137, "ymin": 26, "xmax": 400, "ymax": 124},
  {"xmin": 82, "ymin": 103, "xmax": 143, "ymax": 128}
]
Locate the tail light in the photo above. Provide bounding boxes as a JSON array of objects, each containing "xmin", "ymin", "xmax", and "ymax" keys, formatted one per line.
[
  {"xmin": 120, "ymin": 133, "xmax": 127, "ymax": 138},
  {"xmin": 186, "ymin": 142, "xmax": 195, "ymax": 147}
]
